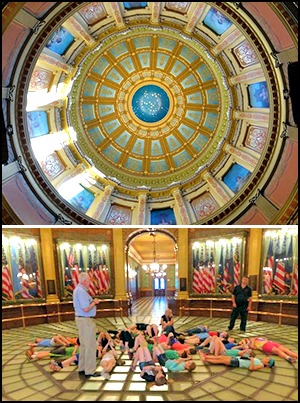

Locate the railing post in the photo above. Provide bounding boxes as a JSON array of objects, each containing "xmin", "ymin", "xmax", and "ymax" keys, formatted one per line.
[{"xmin": 21, "ymin": 304, "xmax": 26, "ymax": 329}]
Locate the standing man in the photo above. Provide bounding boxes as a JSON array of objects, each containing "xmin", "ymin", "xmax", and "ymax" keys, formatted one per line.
[
  {"xmin": 228, "ymin": 276, "xmax": 252, "ymax": 332},
  {"xmin": 73, "ymin": 272, "xmax": 101, "ymax": 377}
]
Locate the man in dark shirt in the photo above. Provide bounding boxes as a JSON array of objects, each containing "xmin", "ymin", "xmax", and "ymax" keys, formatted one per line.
[{"xmin": 228, "ymin": 276, "xmax": 252, "ymax": 332}]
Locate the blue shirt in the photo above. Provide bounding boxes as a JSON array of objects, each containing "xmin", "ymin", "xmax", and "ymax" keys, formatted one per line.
[{"xmin": 73, "ymin": 283, "xmax": 96, "ymax": 317}]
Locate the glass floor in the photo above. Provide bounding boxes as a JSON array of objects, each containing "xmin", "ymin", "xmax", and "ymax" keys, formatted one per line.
[{"xmin": 2, "ymin": 298, "xmax": 298, "ymax": 401}]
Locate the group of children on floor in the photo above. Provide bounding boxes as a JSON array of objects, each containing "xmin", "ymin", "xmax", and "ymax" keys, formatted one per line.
[{"xmin": 24, "ymin": 307, "xmax": 298, "ymax": 385}]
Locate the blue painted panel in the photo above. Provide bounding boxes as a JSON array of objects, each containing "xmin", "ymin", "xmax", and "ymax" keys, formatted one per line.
[
  {"xmin": 150, "ymin": 159, "xmax": 168, "ymax": 172},
  {"xmin": 83, "ymin": 79, "xmax": 97, "ymax": 97},
  {"xmin": 138, "ymin": 52, "xmax": 151, "ymax": 68},
  {"xmin": 196, "ymin": 64, "xmax": 213, "ymax": 82},
  {"xmin": 203, "ymin": 7, "xmax": 232, "ymax": 35},
  {"xmin": 204, "ymin": 112, "xmax": 217, "ymax": 131},
  {"xmin": 150, "ymin": 140, "xmax": 163, "ymax": 156},
  {"xmin": 206, "ymin": 88, "xmax": 219, "ymax": 105},
  {"xmin": 103, "ymin": 145, "xmax": 121, "ymax": 163},
  {"xmin": 248, "ymin": 81, "xmax": 270, "ymax": 108},
  {"xmin": 166, "ymin": 135, "xmax": 181, "ymax": 151},
  {"xmin": 223, "ymin": 163, "xmax": 251, "ymax": 193},
  {"xmin": 68, "ymin": 186, "xmax": 94, "ymax": 214},
  {"xmin": 107, "ymin": 68, "xmax": 124, "ymax": 84},
  {"xmin": 123, "ymin": 2, "xmax": 147, "ymax": 9},
  {"xmin": 92, "ymin": 57, "xmax": 109, "ymax": 75},
  {"xmin": 158, "ymin": 37, "xmax": 176, "ymax": 51},
  {"xmin": 27, "ymin": 111, "xmax": 49, "ymax": 138},
  {"xmin": 103, "ymin": 119, "xmax": 121, "ymax": 134},
  {"xmin": 115, "ymin": 131, "xmax": 131, "ymax": 148},
  {"xmin": 125, "ymin": 157, "xmax": 143, "ymax": 171},
  {"xmin": 82, "ymin": 104, "xmax": 96, "ymax": 121},
  {"xmin": 185, "ymin": 110, "xmax": 202, "ymax": 123},
  {"xmin": 191, "ymin": 134, "xmax": 209, "ymax": 152},
  {"xmin": 132, "ymin": 138, "xmax": 145, "ymax": 155},
  {"xmin": 170, "ymin": 60, "xmax": 186, "ymax": 76},
  {"xmin": 46, "ymin": 27, "xmax": 74, "ymax": 55},
  {"xmin": 180, "ymin": 46, "xmax": 199, "ymax": 63},
  {"xmin": 133, "ymin": 36, "xmax": 151, "ymax": 49},
  {"xmin": 150, "ymin": 208, "xmax": 176, "ymax": 225},
  {"xmin": 109, "ymin": 42, "xmax": 129, "ymax": 58},
  {"xmin": 88, "ymin": 127, "xmax": 105, "ymax": 146},
  {"xmin": 99, "ymin": 85, "xmax": 116, "ymax": 98},
  {"xmin": 98, "ymin": 104, "xmax": 115, "ymax": 117},
  {"xmin": 178, "ymin": 124, "xmax": 194, "ymax": 140},
  {"xmin": 156, "ymin": 53, "xmax": 170, "ymax": 69},
  {"xmin": 181, "ymin": 74, "xmax": 198, "ymax": 89},
  {"xmin": 187, "ymin": 92, "xmax": 202, "ymax": 104},
  {"xmin": 173, "ymin": 151, "xmax": 191, "ymax": 167},
  {"xmin": 120, "ymin": 57, "xmax": 136, "ymax": 74}
]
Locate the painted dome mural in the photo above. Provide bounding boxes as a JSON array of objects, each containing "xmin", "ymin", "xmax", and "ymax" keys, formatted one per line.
[{"xmin": 2, "ymin": 2, "xmax": 298, "ymax": 225}]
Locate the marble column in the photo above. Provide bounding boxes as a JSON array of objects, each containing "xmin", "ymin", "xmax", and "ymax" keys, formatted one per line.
[
  {"xmin": 203, "ymin": 172, "xmax": 231, "ymax": 205},
  {"xmin": 172, "ymin": 188, "xmax": 191, "ymax": 225},
  {"xmin": 177, "ymin": 228, "xmax": 189, "ymax": 299},
  {"xmin": 136, "ymin": 193, "xmax": 147, "ymax": 225},
  {"xmin": 247, "ymin": 228, "xmax": 263, "ymax": 297},
  {"xmin": 39, "ymin": 228, "xmax": 59, "ymax": 302},
  {"xmin": 113, "ymin": 228, "xmax": 127, "ymax": 300},
  {"xmin": 87, "ymin": 185, "xmax": 114, "ymax": 221}
]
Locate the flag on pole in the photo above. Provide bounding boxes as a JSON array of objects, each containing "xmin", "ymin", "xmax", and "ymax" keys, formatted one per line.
[
  {"xmin": 272, "ymin": 237, "xmax": 286, "ymax": 294},
  {"xmin": 192, "ymin": 246, "xmax": 202, "ymax": 294},
  {"xmin": 69, "ymin": 247, "xmax": 79, "ymax": 288},
  {"xmin": 2, "ymin": 247, "xmax": 14, "ymax": 300},
  {"xmin": 209, "ymin": 247, "xmax": 216, "ymax": 293},
  {"xmin": 233, "ymin": 244, "xmax": 241, "ymax": 287},
  {"xmin": 291, "ymin": 262, "xmax": 298, "ymax": 295},
  {"xmin": 263, "ymin": 238, "xmax": 274, "ymax": 294},
  {"xmin": 202, "ymin": 247, "xmax": 212, "ymax": 293}
]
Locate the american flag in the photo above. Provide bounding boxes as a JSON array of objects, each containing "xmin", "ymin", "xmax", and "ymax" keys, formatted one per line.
[
  {"xmin": 264, "ymin": 239, "xmax": 274, "ymax": 294},
  {"xmin": 87, "ymin": 268, "xmax": 97, "ymax": 296},
  {"xmin": 208, "ymin": 247, "xmax": 216, "ymax": 292},
  {"xmin": 68, "ymin": 247, "xmax": 79, "ymax": 288},
  {"xmin": 192, "ymin": 266, "xmax": 203, "ymax": 294},
  {"xmin": 291, "ymin": 263, "xmax": 298, "ymax": 295},
  {"xmin": 222, "ymin": 265, "xmax": 230, "ymax": 293},
  {"xmin": 233, "ymin": 244, "xmax": 240, "ymax": 287},
  {"xmin": 272, "ymin": 237, "xmax": 286, "ymax": 294},
  {"xmin": 2, "ymin": 248, "xmax": 14, "ymax": 300},
  {"xmin": 192, "ymin": 246, "xmax": 201, "ymax": 294},
  {"xmin": 36, "ymin": 268, "xmax": 43, "ymax": 298},
  {"xmin": 202, "ymin": 247, "xmax": 212, "ymax": 293}
]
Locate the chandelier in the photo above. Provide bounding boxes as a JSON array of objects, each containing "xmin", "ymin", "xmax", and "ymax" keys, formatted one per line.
[{"xmin": 142, "ymin": 232, "xmax": 167, "ymax": 278}]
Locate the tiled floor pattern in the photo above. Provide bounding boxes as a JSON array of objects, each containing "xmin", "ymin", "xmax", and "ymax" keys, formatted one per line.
[{"xmin": 2, "ymin": 298, "xmax": 298, "ymax": 401}]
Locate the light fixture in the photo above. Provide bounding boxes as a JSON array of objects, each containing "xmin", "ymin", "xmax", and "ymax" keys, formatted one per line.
[{"xmin": 142, "ymin": 232, "xmax": 167, "ymax": 278}]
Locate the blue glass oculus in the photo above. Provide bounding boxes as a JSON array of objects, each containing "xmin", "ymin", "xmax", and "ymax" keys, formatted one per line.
[{"xmin": 132, "ymin": 85, "xmax": 170, "ymax": 123}]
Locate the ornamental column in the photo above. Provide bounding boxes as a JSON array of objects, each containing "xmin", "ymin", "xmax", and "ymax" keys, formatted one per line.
[
  {"xmin": 112, "ymin": 228, "xmax": 127, "ymax": 300},
  {"xmin": 177, "ymin": 228, "xmax": 189, "ymax": 299},
  {"xmin": 172, "ymin": 188, "xmax": 191, "ymax": 224},
  {"xmin": 136, "ymin": 193, "xmax": 148, "ymax": 225},
  {"xmin": 39, "ymin": 228, "xmax": 59, "ymax": 302},
  {"xmin": 247, "ymin": 228, "xmax": 263, "ymax": 297},
  {"xmin": 87, "ymin": 185, "xmax": 114, "ymax": 221},
  {"xmin": 203, "ymin": 172, "xmax": 231, "ymax": 205},
  {"xmin": 52, "ymin": 162, "xmax": 86, "ymax": 188}
]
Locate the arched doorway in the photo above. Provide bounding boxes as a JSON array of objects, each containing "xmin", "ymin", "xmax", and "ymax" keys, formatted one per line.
[{"xmin": 125, "ymin": 228, "xmax": 177, "ymax": 300}]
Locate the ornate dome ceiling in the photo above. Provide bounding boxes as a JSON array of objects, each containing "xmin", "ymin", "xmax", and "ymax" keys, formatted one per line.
[
  {"xmin": 69, "ymin": 25, "xmax": 231, "ymax": 190},
  {"xmin": 2, "ymin": 2, "xmax": 298, "ymax": 225}
]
